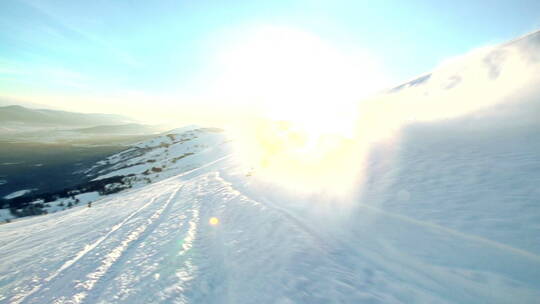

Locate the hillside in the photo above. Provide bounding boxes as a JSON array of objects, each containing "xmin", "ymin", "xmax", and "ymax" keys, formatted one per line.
[
  {"xmin": 0, "ymin": 126, "xmax": 230, "ymax": 220},
  {"xmin": 0, "ymin": 31, "xmax": 539, "ymax": 303}
]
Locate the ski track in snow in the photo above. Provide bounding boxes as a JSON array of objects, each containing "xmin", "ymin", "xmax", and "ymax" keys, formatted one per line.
[
  {"xmin": 10, "ymin": 193, "xmax": 165, "ymax": 304},
  {"xmin": 158, "ymin": 173, "xmax": 396, "ymax": 303},
  {"xmin": 1, "ymin": 155, "xmax": 234, "ymax": 304},
  {"xmin": 69, "ymin": 187, "xmax": 182, "ymax": 304},
  {"xmin": 355, "ymin": 203, "xmax": 540, "ymax": 264},
  {"xmin": 1, "ymin": 164, "xmax": 539, "ymax": 303}
]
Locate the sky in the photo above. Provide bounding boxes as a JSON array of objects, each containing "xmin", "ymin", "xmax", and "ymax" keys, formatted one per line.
[{"xmin": 1, "ymin": 0, "xmax": 539, "ymax": 126}]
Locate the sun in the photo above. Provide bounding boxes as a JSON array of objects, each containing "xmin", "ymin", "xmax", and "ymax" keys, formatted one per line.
[
  {"xmin": 214, "ymin": 25, "xmax": 387, "ymax": 138},
  {"xmin": 214, "ymin": 26, "xmax": 389, "ymax": 193}
]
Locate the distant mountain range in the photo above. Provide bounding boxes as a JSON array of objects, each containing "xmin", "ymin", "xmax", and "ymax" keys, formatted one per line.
[
  {"xmin": 0, "ymin": 105, "xmax": 168, "ymax": 143},
  {"xmin": 71, "ymin": 123, "xmax": 162, "ymax": 135},
  {"xmin": 0, "ymin": 105, "xmax": 134, "ymax": 127},
  {"xmin": 0, "ymin": 97, "xmax": 58, "ymax": 110}
]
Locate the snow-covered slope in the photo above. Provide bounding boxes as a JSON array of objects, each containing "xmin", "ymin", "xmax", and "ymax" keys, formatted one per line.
[
  {"xmin": 87, "ymin": 126, "xmax": 230, "ymax": 185},
  {"xmin": 1, "ymin": 152, "xmax": 539, "ymax": 303},
  {"xmin": 0, "ymin": 126, "xmax": 230, "ymax": 222},
  {"xmin": 1, "ymin": 31, "xmax": 540, "ymax": 303}
]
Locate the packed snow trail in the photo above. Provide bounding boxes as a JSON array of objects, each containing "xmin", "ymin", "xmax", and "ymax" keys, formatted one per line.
[
  {"xmin": 1, "ymin": 160, "xmax": 539, "ymax": 303},
  {"xmin": 9, "ymin": 194, "xmax": 162, "ymax": 304},
  {"xmin": 0, "ymin": 171, "xmax": 385, "ymax": 303}
]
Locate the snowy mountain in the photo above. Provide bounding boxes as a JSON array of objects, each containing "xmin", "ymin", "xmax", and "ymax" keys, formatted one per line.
[
  {"xmin": 1, "ymin": 31, "xmax": 540, "ymax": 303},
  {"xmin": 86, "ymin": 126, "xmax": 229, "ymax": 183}
]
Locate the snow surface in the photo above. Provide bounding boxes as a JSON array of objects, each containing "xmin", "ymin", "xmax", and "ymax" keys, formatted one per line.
[
  {"xmin": 0, "ymin": 31, "xmax": 539, "ymax": 303},
  {"xmin": 88, "ymin": 127, "xmax": 230, "ymax": 187},
  {"xmin": 3, "ymin": 189, "xmax": 35, "ymax": 200},
  {"xmin": 1, "ymin": 147, "xmax": 539, "ymax": 303},
  {"xmin": 0, "ymin": 209, "xmax": 14, "ymax": 222}
]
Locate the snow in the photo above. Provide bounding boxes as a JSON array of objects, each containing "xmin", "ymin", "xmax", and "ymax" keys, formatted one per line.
[
  {"xmin": 1, "ymin": 150, "xmax": 539, "ymax": 303},
  {"xmin": 3, "ymin": 189, "xmax": 35, "ymax": 200},
  {"xmin": 0, "ymin": 209, "xmax": 15, "ymax": 222},
  {"xmin": 40, "ymin": 192, "xmax": 102, "ymax": 214},
  {"xmin": 75, "ymin": 192, "xmax": 101, "ymax": 205},
  {"xmin": 93, "ymin": 163, "xmax": 149, "ymax": 180},
  {"xmin": 0, "ymin": 31, "xmax": 539, "ymax": 303},
  {"xmin": 88, "ymin": 127, "xmax": 230, "ymax": 187}
]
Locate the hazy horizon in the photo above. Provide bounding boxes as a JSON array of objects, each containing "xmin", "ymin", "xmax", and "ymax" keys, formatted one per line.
[{"xmin": 1, "ymin": 0, "xmax": 540, "ymax": 127}]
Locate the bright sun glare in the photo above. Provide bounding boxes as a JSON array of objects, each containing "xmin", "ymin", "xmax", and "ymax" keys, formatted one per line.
[
  {"xmin": 218, "ymin": 26, "xmax": 538, "ymax": 195},
  {"xmin": 216, "ymin": 26, "xmax": 387, "ymax": 138},
  {"xmin": 214, "ymin": 26, "xmax": 389, "ymax": 193}
]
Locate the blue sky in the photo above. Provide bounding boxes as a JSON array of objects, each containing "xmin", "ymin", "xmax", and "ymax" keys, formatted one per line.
[{"xmin": 1, "ymin": 0, "xmax": 539, "ymax": 123}]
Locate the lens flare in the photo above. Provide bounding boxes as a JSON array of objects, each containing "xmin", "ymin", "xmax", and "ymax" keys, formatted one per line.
[{"xmin": 209, "ymin": 217, "xmax": 219, "ymax": 226}]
